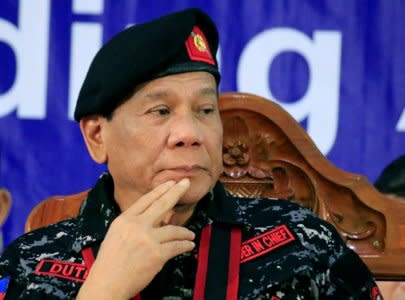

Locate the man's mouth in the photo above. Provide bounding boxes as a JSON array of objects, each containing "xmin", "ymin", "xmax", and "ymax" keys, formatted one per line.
[{"xmin": 164, "ymin": 165, "xmax": 206, "ymax": 176}]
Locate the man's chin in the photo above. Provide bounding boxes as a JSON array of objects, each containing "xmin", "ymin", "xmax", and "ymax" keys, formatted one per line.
[{"xmin": 178, "ymin": 186, "xmax": 211, "ymax": 205}]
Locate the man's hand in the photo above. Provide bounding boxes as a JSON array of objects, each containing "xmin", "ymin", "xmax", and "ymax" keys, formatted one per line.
[{"xmin": 77, "ymin": 178, "xmax": 195, "ymax": 300}]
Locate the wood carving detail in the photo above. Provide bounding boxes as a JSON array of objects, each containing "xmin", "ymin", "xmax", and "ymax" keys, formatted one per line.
[
  {"xmin": 221, "ymin": 115, "xmax": 316, "ymax": 208},
  {"xmin": 322, "ymin": 187, "xmax": 386, "ymax": 254},
  {"xmin": 220, "ymin": 111, "xmax": 386, "ymax": 254}
]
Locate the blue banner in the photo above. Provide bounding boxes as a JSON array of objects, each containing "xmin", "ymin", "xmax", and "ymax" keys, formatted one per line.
[{"xmin": 1, "ymin": 0, "xmax": 404, "ymax": 246}]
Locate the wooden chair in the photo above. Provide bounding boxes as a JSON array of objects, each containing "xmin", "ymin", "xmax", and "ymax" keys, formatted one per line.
[
  {"xmin": 0, "ymin": 189, "xmax": 12, "ymax": 226},
  {"xmin": 25, "ymin": 190, "xmax": 87, "ymax": 233},
  {"xmin": 26, "ymin": 92, "xmax": 405, "ymax": 282}
]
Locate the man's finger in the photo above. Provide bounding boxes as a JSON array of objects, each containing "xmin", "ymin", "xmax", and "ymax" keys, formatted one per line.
[
  {"xmin": 122, "ymin": 180, "xmax": 176, "ymax": 217},
  {"xmin": 152, "ymin": 225, "xmax": 195, "ymax": 243},
  {"xmin": 143, "ymin": 178, "xmax": 190, "ymax": 224},
  {"xmin": 160, "ymin": 240, "xmax": 196, "ymax": 261}
]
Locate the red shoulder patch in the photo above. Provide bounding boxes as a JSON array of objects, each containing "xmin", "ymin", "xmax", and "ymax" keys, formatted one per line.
[
  {"xmin": 185, "ymin": 26, "xmax": 215, "ymax": 65},
  {"xmin": 241, "ymin": 225, "xmax": 295, "ymax": 263},
  {"xmin": 35, "ymin": 259, "xmax": 88, "ymax": 282}
]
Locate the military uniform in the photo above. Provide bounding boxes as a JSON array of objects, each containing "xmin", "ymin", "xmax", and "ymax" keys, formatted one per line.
[{"xmin": 0, "ymin": 173, "xmax": 381, "ymax": 299}]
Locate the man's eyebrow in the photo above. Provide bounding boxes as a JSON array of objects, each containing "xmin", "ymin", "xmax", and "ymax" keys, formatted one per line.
[
  {"xmin": 197, "ymin": 87, "xmax": 218, "ymax": 96},
  {"xmin": 142, "ymin": 87, "xmax": 217, "ymax": 101},
  {"xmin": 144, "ymin": 91, "xmax": 169, "ymax": 100}
]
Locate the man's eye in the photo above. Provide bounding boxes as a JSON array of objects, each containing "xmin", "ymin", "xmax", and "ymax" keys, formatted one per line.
[
  {"xmin": 201, "ymin": 108, "xmax": 215, "ymax": 115},
  {"xmin": 149, "ymin": 107, "xmax": 170, "ymax": 116},
  {"xmin": 156, "ymin": 108, "xmax": 170, "ymax": 115}
]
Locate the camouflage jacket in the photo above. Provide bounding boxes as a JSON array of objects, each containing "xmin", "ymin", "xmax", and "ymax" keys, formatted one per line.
[{"xmin": 0, "ymin": 173, "xmax": 381, "ymax": 299}]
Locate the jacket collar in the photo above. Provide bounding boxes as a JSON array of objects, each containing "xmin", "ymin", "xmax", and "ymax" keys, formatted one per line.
[
  {"xmin": 73, "ymin": 173, "xmax": 120, "ymax": 251},
  {"xmin": 207, "ymin": 183, "xmax": 247, "ymax": 226}
]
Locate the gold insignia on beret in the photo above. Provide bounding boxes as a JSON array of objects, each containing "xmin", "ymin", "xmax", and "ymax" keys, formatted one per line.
[
  {"xmin": 185, "ymin": 26, "xmax": 215, "ymax": 65},
  {"xmin": 193, "ymin": 34, "xmax": 207, "ymax": 52}
]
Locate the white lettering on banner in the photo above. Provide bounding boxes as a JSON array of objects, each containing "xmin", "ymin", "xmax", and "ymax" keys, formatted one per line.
[
  {"xmin": 72, "ymin": 0, "xmax": 104, "ymax": 14},
  {"xmin": 0, "ymin": 0, "xmax": 50, "ymax": 119},
  {"xmin": 397, "ymin": 108, "xmax": 405, "ymax": 131},
  {"xmin": 237, "ymin": 28, "xmax": 342, "ymax": 154},
  {"xmin": 68, "ymin": 0, "xmax": 104, "ymax": 120}
]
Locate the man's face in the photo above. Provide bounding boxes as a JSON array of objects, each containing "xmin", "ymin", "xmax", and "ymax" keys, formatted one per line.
[{"xmin": 101, "ymin": 72, "xmax": 223, "ymax": 210}]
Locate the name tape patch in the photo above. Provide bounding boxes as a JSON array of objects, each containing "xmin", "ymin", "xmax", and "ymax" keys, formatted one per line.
[
  {"xmin": 241, "ymin": 225, "xmax": 295, "ymax": 263},
  {"xmin": 35, "ymin": 259, "xmax": 88, "ymax": 282}
]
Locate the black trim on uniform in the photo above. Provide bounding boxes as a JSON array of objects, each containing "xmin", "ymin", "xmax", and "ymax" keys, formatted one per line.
[{"xmin": 204, "ymin": 223, "xmax": 231, "ymax": 299}]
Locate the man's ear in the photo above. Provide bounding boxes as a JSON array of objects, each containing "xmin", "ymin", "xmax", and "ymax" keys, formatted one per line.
[{"xmin": 79, "ymin": 116, "xmax": 108, "ymax": 164}]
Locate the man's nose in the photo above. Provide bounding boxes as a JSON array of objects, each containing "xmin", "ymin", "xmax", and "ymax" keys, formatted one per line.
[{"xmin": 167, "ymin": 114, "xmax": 203, "ymax": 148}]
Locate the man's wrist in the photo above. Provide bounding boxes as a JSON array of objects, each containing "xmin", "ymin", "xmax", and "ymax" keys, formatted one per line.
[{"xmin": 77, "ymin": 276, "xmax": 129, "ymax": 300}]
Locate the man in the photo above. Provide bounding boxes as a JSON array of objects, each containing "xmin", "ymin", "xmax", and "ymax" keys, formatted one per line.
[{"xmin": 0, "ymin": 8, "xmax": 381, "ymax": 299}]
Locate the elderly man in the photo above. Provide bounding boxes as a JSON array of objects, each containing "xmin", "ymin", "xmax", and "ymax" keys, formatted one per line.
[{"xmin": 0, "ymin": 8, "xmax": 381, "ymax": 300}]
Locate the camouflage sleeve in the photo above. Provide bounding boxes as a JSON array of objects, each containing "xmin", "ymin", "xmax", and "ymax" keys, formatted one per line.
[
  {"xmin": 319, "ymin": 221, "xmax": 383, "ymax": 299},
  {"xmin": 0, "ymin": 242, "xmax": 30, "ymax": 300},
  {"xmin": 0, "ymin": 241, "xmax": 20, "ymax": 299},
  {"xmin": 326, "ymin": 248, "xmax": 383, "ymax": 299},
  {"xmin": 0, "ymin": 257, "xmax": 24, "ymax": 299},
  {"xmin": 0, "ymin": 259, "xmax": 64, "ymax": 300},
  {"xmin": 0, "ymin": 244, "xmax": 63, "ymax": 300}
]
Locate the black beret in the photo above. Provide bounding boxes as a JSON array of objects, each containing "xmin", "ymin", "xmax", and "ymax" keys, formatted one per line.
[{"xmin": 74, "ymin": 8, "xmax": 220, "ymax": 121}]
